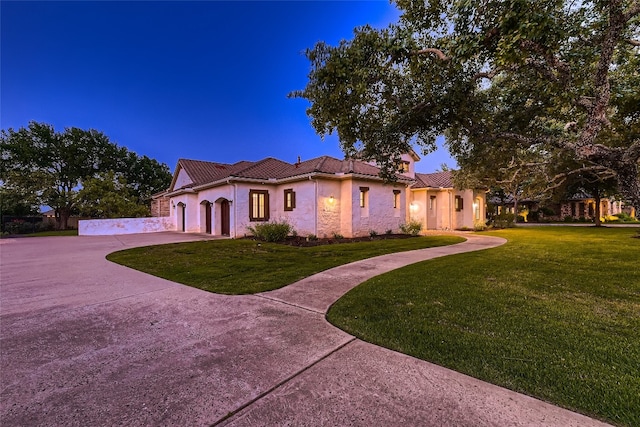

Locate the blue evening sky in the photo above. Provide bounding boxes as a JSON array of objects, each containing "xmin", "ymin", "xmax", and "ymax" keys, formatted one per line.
[{"xmin": 1, "ymin": 0, "xmax": 455, "ymax": 174}]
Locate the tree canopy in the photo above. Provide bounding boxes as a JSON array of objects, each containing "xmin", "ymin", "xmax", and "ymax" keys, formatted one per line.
[
  {"xmin": 0, "ymin": 122, "xmax": 172, "ymax": 228},
  {"xmin": 292, "ymin": 0, "xmax": 640, "ymax": 210},
  {"xmin": 77, "ymin": 171, "xmax": 150, "ymax": 219}
]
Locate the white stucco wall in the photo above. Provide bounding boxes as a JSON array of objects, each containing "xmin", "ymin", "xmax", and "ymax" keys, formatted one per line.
[
  {"xmin": 173, "ymin": 168, "xmax": 193, "ymax": 189},
  {"xmin": 170, "ymin": 193, "xmax": 199, "ymax": 232},
  {"xmin": 343, "ymin": 180, "xmax": 407, "ymax": 237},
  {"xmin": 410, "ymin": 188, "xmax": 486, "ymax": 231},
  {"xmin": 276, "ymin": 180, "xmax": 319, "ymax": 237},
  {"xmin": 166, "ymin": 174, "xmax": 482, "ymax": 237},
  {"xmin": 315, "ymin": 180, "xmax": 342, "ymax": 237},
  {"xmin": 79, "ymin": 217, "xmax": 175, "ymax": 235},
  {"xmin": 196, "ymin": 186, "xmax": 235, "ymax": 235}
]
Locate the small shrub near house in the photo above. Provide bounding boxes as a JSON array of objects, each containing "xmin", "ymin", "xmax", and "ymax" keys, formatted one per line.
[
  {"xmin": 474, "ymin": 222, "xmax": 487, "ymax": 231},
  {"xmin": 400, "ymin": 220, "xmax": 422, "ymax": 236},
  {"xmin": 247, "ymin": 220, "xmax": 293, "ymax": 242}
]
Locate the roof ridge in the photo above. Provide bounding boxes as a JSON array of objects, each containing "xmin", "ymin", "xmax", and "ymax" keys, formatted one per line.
[
  {"xmin": 314, "ymin": 156, "xmax": 328, "ymax": 172},
  {"xmin": 231, "ymin": 157, "xmax": 272, "ymax": 176}
]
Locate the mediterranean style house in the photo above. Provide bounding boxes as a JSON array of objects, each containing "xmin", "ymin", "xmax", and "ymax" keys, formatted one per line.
[{"xmin": 150, "ymin": 152, "xmax": 486, "ymax": 238}]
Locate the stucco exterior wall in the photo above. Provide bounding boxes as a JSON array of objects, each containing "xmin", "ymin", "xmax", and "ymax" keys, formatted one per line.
[
  {"xmin": 169, "ymin": 193, "xmax": 199, "ymax": 232},
  {"xmin": 411, "ymin": 189, "xmax": 486, "ymax": 231},
  {"xmin": 344, "ymin": 179, "xmax": 407, "ymax": 237},
  {"xmin": 316, "ymin": 180, "xmax": 342, "ymax": 237},
  {"xmin": 165, "ymin": 174, "xmax": 481, "ymax": 237},
  {"xmin": 452, "ymin": 190, "xmax": 473, "ymax": 229},
  {"xmin": 173, "ymin": 168, "xmax": 193, "ymax": 189},
  {"xmin": 275, "ymin": 180, "xmax": 318, "ymax": 237},
  {"xmin": 409, "ymin": 189, "xmax": 427, "ymax": 230},
  {"xmin": 193, "ymin": 186, "xmax": 235, "ymax": 234},
  {"xmin": 79, "ymin": 217, "xmax": 175, "ymax": 235}
]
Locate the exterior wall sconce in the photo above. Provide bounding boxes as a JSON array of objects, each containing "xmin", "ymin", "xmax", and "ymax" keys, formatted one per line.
[
  {"xmin": 329, "ymin": 195, "xmax": 335, "ymax": 203},
  {"xmin": 409, "ymin": 202, "xmax": 418, "ymax": 212}
]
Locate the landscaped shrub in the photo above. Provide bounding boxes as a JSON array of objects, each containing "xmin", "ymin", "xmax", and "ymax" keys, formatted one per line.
[
  {"xmin": 474, "ymin": 222, "xmax": 487, "ymax": 231},
  {"xmin": 611, "ymin": 212, "xmax": 639, "ymax": 223},
  {"xmin": 332, "ymin": 232, "xmax": 345, "ymax": 240},
  {"xmin": 563, "ymin": 215, "xmax": 574, "ymax": 223},
  {"xmin": 369, "ymin": 230, "xmax": 378, "ymax": 237},
  {"xmin": 2, "ymin": 217, "xmax": 60, "ymax": 235},
  {"xmin": 247, "ymin": 220, "xmax": 293, "ymax": 242},
  {"xmin": 615, "ymin": 212, "xmax": 632, "ymax": 221},
  {"xmin": 541, "ymin": 206, "xmax": 556, "ymax": 216},
  {"xmin": 493, "ymin": 213, "xmax": 516, "ymax": 228},
  {"xmin": 399, "ymin": 220, "xmax": 422, "ymax": 236}
]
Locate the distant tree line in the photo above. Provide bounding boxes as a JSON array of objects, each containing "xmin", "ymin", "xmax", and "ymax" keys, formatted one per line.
[{"xmin": 1, "ymin": 121, "xmax": 172, "ymax": 229}]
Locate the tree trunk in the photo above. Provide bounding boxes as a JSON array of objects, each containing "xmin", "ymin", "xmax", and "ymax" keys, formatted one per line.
[
  {"xmin": 513, "ymin": 196, "xmax": 519, "ymax": 226},
  {"xmin": 57, "ymin": 206, "xmax": 71, "ymax": 230},
  {"xmin": 594, "ymin": 188, "xmax": 602, "ymax": 227}
]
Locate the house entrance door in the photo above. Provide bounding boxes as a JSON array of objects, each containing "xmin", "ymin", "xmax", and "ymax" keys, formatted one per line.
[
  {"xmin": 205, "ymin": 202, "xmax": 212, "ymax": 234},
  {"xmin": 221, "ymin": 200, "xmax": 230, "ymax": 236},
  {"xmin": 177, "ymin": 203, "xmax": 186, "ymax": 232}
]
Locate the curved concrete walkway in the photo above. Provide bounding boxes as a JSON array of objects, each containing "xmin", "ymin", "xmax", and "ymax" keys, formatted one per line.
[{"xmin": 0, "ymin": 233, "xmax": 611, "ymax": 426}]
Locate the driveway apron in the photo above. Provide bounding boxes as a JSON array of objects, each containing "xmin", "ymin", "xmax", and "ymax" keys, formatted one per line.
[{"xmin": 0, "ymin": 233, "xmax": 611, "ymax": 426}]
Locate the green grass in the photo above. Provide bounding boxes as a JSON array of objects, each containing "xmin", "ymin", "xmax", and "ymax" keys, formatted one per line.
[
  {"xmin": 107, "ymin": 235, "xmax": 464, "ymax": 294},
  {"xmin": 327, "ymin": 227, "xmax": 640, "ymax": 427}
]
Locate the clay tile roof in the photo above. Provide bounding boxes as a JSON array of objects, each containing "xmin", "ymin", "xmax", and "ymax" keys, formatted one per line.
[
  {"xmin": 290, "ymin": 155, "xmax": 392, "ymax": 178},
  {"xmin": 414, "ymin": 171, "xmax": 454, "ymax": 189},
  {"xmin": 177, "ymin": 159, "xmax": 242, "ymax": 187},
  {"xmin": 233, "ymin": 157, "xmax": 293, "ymax": 179},
  {"xmin": 175, "ymin": 155, "xmax": 414, "ymax": 188}
]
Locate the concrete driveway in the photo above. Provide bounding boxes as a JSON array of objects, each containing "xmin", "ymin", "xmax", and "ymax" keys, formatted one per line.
[{"xmin": 0, "ymin": 233, "xmax": 611, "ymax": 426}]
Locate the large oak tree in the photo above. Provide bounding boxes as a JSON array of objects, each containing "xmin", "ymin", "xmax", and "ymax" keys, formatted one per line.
[{"xmin": 293, "ymin": 0, "xmax": 640, "ymax": 211}]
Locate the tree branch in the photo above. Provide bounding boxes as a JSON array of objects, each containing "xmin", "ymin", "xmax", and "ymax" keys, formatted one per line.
[
  {"xmin": 577, "ymin": 2, "xmax": 627, "ymax": 148},
  {"xmin": 624, "ymin": 1, "xmax": 640, "ymax": 20},
  {"xmin": 520, "ymin": 40, "xmax": 571, "ymax": 83},
  {"xmin": 473, "ymin": 64, "xmax": 522, "ymax": 81},
  {"xmin": 497, "ymin": 132, "xmax": 556, "ymax": 147},
  {"xmin": 626, "ymin": 39, "xmax": 640, "ymax": 47},
  {"xmin": 576, "ymin": 96, "xmax": 595, "ymax": 111},
  {"xmin": 413, "ymin": 48, "xmax": 449, "ymax": 61},
  {"xmin": 622, "ymin": 138, "xmax": 640, "ymax": 164},
  {"xmin": 473, "ymin": 68, "xmax": 502, "ymax": 81}
]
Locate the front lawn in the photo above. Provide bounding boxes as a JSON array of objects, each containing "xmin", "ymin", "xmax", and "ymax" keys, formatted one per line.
[
  {"xmin": 107, "ymin": 235, "xmax": 464, "ymax": 294},
  {"xmin": 327, "ymin": 227, "xmax": 639, "ymax": 427}
]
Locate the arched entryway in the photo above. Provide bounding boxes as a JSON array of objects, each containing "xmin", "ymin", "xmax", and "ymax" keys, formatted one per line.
[
  {"xmin": 200, "ymin": 201, "xmax": 212, "ymax": 234},
  {"xmin": 176, "ymin": 202, "xmax": 186, "ymax": 232},
  {"xmin": 215, "ymin": 198, "xmax": 230, "ymax": 236}
]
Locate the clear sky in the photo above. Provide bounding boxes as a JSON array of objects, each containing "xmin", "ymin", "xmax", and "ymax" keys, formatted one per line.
[{"xmin": 1, "ymin": 0, "xmax": 456, "ymax": 174}]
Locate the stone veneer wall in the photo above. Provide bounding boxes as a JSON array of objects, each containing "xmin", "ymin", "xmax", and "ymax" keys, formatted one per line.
[{"xmin": 151, "ymin": 196, "xmax": 171, "ymax": 217}]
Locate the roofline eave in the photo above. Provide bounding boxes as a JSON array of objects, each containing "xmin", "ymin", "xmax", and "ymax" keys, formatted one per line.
[{"xmin": 178, "ymin": 171, "xmax": 415, "ymax": 192}]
